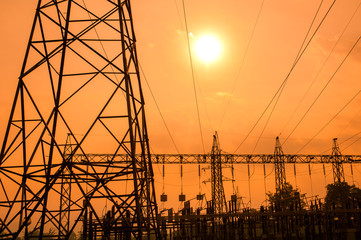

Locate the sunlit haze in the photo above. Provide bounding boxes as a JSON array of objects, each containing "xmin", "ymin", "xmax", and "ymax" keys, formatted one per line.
[{"xmin": 194, "ymin": 35, "xmax": 222, "ymax": 62}]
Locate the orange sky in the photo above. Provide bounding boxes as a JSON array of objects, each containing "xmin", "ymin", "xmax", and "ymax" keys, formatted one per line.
[{"xmin": 0, "ymin": 0, "xmax": 361, "ymax": 209}]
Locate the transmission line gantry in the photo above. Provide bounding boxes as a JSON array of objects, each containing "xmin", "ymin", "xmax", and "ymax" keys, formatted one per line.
[{"xmin": 0, "ymin": 0, "xmax": 160, "ymax": 239}]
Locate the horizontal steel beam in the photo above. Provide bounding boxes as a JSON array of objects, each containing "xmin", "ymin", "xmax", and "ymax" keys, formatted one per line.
[{"xmin": 69, "ymin": 153, "xmax": 361, "ymax": 164}]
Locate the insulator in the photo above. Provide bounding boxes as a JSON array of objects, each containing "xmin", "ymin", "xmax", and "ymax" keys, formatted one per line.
[
  {"xmin": 160, "ymin": 194, "xmax": 168, "ymax": 202},
  {"xmin": 179, "ymin": 194, "xmax": 186, "ymax": 202}
]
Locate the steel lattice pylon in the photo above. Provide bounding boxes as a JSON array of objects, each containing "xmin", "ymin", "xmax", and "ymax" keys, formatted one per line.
[
  {"xmin": 0, "ymin": 0, "xmax": 160, "ymax": 239},
  {"xmin": 274, "ymin": 136, "xmax": 286, "ymax": 193},
  {"xmin": 332, "ymin": 138, "xmax": 345, "ymax": 183},
  {"xmin": 210, "ymin": 132, "xmax": 227, "ymax": 214}
]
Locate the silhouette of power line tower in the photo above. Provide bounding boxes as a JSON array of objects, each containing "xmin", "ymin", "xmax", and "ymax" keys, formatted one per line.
[
  {"xmin": 274, "ymin": 136, "xmax": 286, "ymax": 193},
  {"xmin": 210, "ymin": 132, "xmax": 227, "ymax": 214},
  {"xmin": 332, "ymin": 138, "xmax": 345, "ymax": 183},
  {"xmin": 0, "ymin": 1, "xmax": 160, "ymax": 239}
]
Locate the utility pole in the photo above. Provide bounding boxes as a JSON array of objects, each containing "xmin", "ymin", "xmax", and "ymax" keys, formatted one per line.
[{"xmin": 0, "ymin": 1, "xmax": 160, "ymax": 239}]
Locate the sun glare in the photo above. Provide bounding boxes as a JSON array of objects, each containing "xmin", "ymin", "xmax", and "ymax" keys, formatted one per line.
[{"xmin": 194, "ymin": 35, "xmax": 221, "ymax": 63}]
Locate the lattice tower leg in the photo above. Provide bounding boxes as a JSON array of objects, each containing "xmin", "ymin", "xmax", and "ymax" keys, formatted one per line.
[{"xmin": 0, "ymin": 1, "xmax": 160, "ymax": 239}]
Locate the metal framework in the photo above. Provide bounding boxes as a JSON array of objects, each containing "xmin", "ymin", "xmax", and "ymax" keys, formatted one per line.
[
  {"xmin": 210, "ymin": 132, "xmax": 227, "ymax": 214},
  {"xmin": 0, "ymin": 0, "xmax": 160, "ymax": 239},
  {"xmin": 59, "ymin": 134, "xmax": 74, "ymax": 235},
  {"xmin": 274, "ymin": 137, "xmax": 286, "ymax": 193},
  {"xmin": 70, "ymin": 153, "xmax": 361, "ymax": 165},
  {"xmin": 332, "ymin": 138, "xmax": 345, "ymax": 183}
]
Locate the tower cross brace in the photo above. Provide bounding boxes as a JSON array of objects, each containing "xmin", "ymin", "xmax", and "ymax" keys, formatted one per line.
[{"xmin": 0, "ymin": 1, "xmax": 160, "ymax": 239}]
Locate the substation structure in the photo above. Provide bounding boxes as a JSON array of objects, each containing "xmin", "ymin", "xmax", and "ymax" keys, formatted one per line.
[{"xmin": 69, "ymin": 135, "xmax": 361, "ymax": 239}]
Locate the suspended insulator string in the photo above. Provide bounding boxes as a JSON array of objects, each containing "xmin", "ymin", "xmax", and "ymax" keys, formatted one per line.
[
  {"xmin": 140, "ymin": 65, "xmax": 180, "ymax": 154},
  {"xmin": 234, "ymin": 0, "xmax": 335, "ymax": 153},
  {"xmin": 285, "ymin": 36, "xmax": 361, "ymax": 147},
  {"xmin": 308, "ymin": 164, "xmax": 314, "ymax": 197},
  {"xmin": 323, "ymin": 164, "xmax": 327, "ymax": 187},
  {"xmin": 263, "ymin": 164, "xmax": 268, "ymax": 207},
  {"xmin": 294, "ymin": 164, "xmax": 298, "ymax": 187},
  {"xmin": 182, "ymin": 0, "xmax": 206, "ymax": 153},
  {"xmin": 231, "ymin": 163, "xmax": 235, "ymax": 194},
  {"xmin": 247, "ymin": 164, "xmax": 252, "ymax": 208},
  {"xmin": 218, "ymin": 0, "xmax": 265, "ymax": 131},
  {"xmin": 351, "ymin": 163, "xmax": 354, "ymax": 185},
  {"xmin": 280, "ymin": 1, "xmax": 361, "ymax": 135},
  {"xmin": 198, "ymin": 164, "xmax": 201, "ymax": 194},
  {"xmin": 298, "ymin": 88, "xmax": 361, "ymax": 153},
  {"xmin": 162, "ymin": 164, "xmax": 165, "ymax": 194},
  {"xmin": 181, "ymin": 164, "xmax": 183, "ymax": 194},
  {"xmin": 251, "ymin": 0, "xmax": 333, "ymax": 152}
]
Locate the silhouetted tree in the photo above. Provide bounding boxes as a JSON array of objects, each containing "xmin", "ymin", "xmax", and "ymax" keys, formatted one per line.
[
  {"xmin": 325, "ymin": 181, "xmax": 361, "ymax": 209},
  {"xmin": 266, "ymin": 182, "xmax": 305, "ymax": 211}
]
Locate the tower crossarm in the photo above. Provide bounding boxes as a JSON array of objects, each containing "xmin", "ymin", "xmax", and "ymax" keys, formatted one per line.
[{"xmin": 69, "ymin": 153, "xmax": 361, "ymax": 164}]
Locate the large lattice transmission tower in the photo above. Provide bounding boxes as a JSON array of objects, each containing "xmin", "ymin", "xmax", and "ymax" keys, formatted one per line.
[
  {"xmin": 210, "ymin": 132, "xmax": 227, "ymax": 214},
  {"xmin": 332, "ymin": 138, "xmax": 345, "ymax": 183},
  {"xmin": 0, "ymin": 0, "xmax": 160, "ymax": 239},
  {"xmin": 274, "ymin": 137, "xmax": 286, "ymax": 193}
]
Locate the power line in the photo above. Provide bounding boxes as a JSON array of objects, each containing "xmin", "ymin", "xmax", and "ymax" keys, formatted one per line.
[
  {"xmin": 297, "ymin": 88, "xmax": 361, "ymax": 153},
  {"xmin": 182, "ymin": 0, "xmax": 206, "ymax": 153},
  {"xmin": 255, "ymin": 0, "xmax": 334, "ymax": 150},
  {"xmin": 139, "ymin": 64, "xmax": 181, "ymax": 154},
  {"xmin": 218, "ymin": 0, "xmax": 265, "ymax": 132},
  {"xmin": 281, "ymin": 1, "xmax": 361, "ymax": 138},
  {"xmin": 285, "ymin": 37, "xmax": 361, "ymax": 147},
  {"xmin": 342, "ymin": 134, "xmax": 361, "ymax": 152},
  {"xmin": 234, "ymin": 0, "xmax": 333, "ymax": 153},
  {"xmin": 320, "ymin": 130, "xmax": 361, "ymax": 154},
  {"xmin": 173, "ymin": 0, "xmax": 186, "ymax": 38}
]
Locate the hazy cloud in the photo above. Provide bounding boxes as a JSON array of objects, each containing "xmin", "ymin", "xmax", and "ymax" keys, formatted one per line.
[{"xmin": 314, "ymin": 35, "xmax": 361, "ymax": 62}]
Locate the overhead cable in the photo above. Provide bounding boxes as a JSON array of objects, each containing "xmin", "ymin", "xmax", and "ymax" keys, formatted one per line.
[
  {"xmin": 140, "ymin": 65, "xmax": 181, "ymax": 154},
  {"xmin": 282, "ymin": 2, "xmax": 361, "ymax": 144},
  {"xmin": 298, "ymin": 88, "xmax": 361, "ymax": 153},
  {"xmin": 234, "ymin": 0, "xmax": 334, "ymax": 153},
  {"xmin": 218, "ymin": 0, "xmax": 265, "ymax": 131},
  {"xmin": 280, "ymin": 1, "xmax": 361, "ymax": 135},
  {"xmin": 251, "ymin": 0, "xmax": 332, "ymax": 152},
  {"xmin": 182, "ymin": 0, "xmax": 206, "ymax": 153},
  {"xmin": 287, "ymin": 37, "xmax": 361, "ymax": 149}
]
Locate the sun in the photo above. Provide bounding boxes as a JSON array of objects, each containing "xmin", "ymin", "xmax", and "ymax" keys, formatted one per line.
[{"xmin": 194, "ymin": 35, "xmax": 221, "ymax": 63}]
